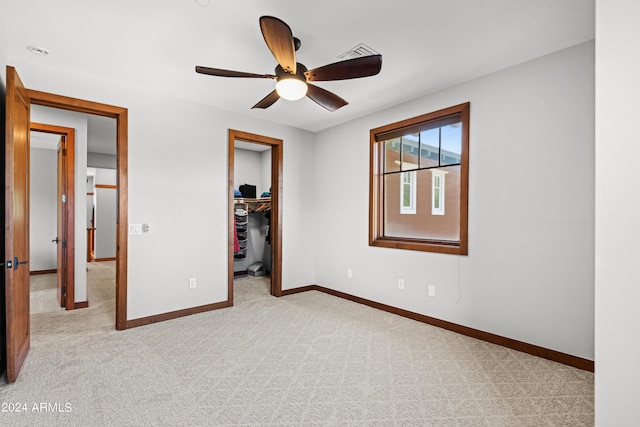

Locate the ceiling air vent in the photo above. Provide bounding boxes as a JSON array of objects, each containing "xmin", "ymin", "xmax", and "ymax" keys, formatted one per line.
[{"xmin": 337, "ymin": 43, "xmax": 379, "ymax": 60}]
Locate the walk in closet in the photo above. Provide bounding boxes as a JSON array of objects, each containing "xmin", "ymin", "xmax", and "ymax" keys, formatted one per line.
[{"xmin": 233, "ymin": 141, "xmax": 272, "ymax": 278}]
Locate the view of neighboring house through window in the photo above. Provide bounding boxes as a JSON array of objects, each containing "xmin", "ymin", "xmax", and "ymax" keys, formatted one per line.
[{"xmin": 370, "ymin": 102, "xmax": 469, "ymax": 254}]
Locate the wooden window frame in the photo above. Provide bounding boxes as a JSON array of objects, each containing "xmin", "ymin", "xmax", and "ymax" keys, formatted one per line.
[{"xmin": 369, "ymin": 102, "xmax": 470, "ymax": 255}]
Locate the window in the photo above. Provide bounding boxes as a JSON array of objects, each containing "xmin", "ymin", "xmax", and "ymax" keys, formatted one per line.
[
  {"xmin": 400, "ymin": 171, "xmax": 416, "ymax": 214},
  {"xmin": 369, "ymin": 102, "xmax": 469, "ymax": 255},
  {"xmin": 431, "ymin": 170, "xmax": 445, "ymax": 215}
]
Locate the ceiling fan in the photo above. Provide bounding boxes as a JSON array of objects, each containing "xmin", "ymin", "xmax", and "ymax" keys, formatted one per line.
[{"xmin": 195, "ymin": 16, "xmax": 382, "ymax": 112}]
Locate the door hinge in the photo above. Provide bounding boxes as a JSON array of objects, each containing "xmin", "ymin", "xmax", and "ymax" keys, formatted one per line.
[
  {"xmin": 62, "ymin": 286, "xmax": 66, "ymax": 295},
  {"xmin": 62, "ymin": 148, "xmax": 67, "ymax": 156},
  {"xmin": 62, "ymin": 240, "xmax": 66, "ymax": 249}
]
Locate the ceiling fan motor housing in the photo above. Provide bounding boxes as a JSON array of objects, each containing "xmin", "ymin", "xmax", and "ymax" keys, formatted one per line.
[{"xmin": 275, "ymin": 63, "xmax": 308, "ymax": 82}]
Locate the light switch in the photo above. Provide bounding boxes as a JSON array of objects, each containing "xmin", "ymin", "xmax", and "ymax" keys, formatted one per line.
[{"xmin": 129, "ymin": 224, "xmax": 142, "ymax": 235}]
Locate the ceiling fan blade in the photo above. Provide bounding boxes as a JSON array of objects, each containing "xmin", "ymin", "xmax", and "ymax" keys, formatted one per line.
[
  {"xmin": 306, "ymin": 84, "xmax": 348, "ymax": 112},
  {"xmin": 195, "ymin": 66, "xmax": 276, "ymax": 79},
  {"xmin": 259, "ymin": 16, "xmax": 297, "ymax": 75},
  {"xmin": 252, "ymin": 90, "xmax": 280, "ymax": 109},
  {"xmin": 305, "ymin": 54, "xmax": 382, "ymax": 82}
]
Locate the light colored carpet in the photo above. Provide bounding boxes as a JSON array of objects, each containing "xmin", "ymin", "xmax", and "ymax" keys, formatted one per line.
[{"xmin": 1, "ymin": 264, "xmax": 594, "ymax": 426}]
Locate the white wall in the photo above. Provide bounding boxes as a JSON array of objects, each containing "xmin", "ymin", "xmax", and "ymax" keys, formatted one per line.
[
  {"xmin": 314, "ymin": 41, "xmax": 595, "ymax": 360},
  {"xmin": 30, "ymin": 106, "xmax": 88, "ymax": 304},
  {"xmin": 234, "ymin": 148, "xmax": 262, "ymax": 196},
  {"xmin": 94, "ymin": 187, "xmax": 116, "ymax": 259},
  {"xmin": 94, "ymin": 168, "xmax": 117, "ymax": 259},
  {"xmin": 232, "ymin": 146, "xmax": 272, "ymax": 196},
  {"xmin": 94, "ymin": 168, "xmax": 116, "ymax": 185},
  {"xmin": 260, "ymin": 150, "xmax": 271, "ymax": 196},
  {"xmin": 10, "ymin": 58, "xmax": 316, "ymax": 319},
  {"xmin": 88, "ymin": 152, "xmax": 116, "ymax": 169},
  {"xmin": 595, "ymin": 1, "xmax": 640, "ymax": 424},
  {"xmin": 29, "ymin": 147, "xmax": 57, "ymax": 271}
]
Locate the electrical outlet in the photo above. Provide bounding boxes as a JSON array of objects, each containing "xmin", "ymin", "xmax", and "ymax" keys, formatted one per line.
[
  {"xmin": 189, "ymin": 277, "xmax": 197, "ymax": 289},
  {"xmin": 398, "ymin": 279, "xmax": 405, "ymax": 290},
  {"xmin": 428, "ymin": 285, "xmax": 436, "ymax": 297},
  {"xmin": 347, "ymin": 269, "xmax": 353, "ymax": 279}
]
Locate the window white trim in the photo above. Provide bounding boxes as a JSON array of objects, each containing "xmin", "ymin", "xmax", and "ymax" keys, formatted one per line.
[
  {"xmin": 431, "ymin": 169, "xmax": 446, "ymax": 215},
  {"xmin": 400, "ymin": 171, "xmax": 417, "ymax": 214}
]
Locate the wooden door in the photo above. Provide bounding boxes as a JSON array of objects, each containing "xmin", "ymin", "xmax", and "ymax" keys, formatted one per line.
[
  {"xmin": 4, "ymin": 66, "xmax": 31, "ymax": 383},
  {"xmin": 56, "ymin": 137, "xmax": 66, "ymax": 307}
]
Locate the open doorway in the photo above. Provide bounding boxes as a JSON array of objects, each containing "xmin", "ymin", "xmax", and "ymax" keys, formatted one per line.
[
  {"xmin": 227, "ymin": 130, "xmax": 282, "ymax": 304},
  {"xmin": 29, "ymin": 123, "xmax": 75, "ymax": 311},
  {"xmin": 232, "ymin": 140, "xmax": 272, "ymax": 296},
  {"xmin": 27, "ymin": 88, "xmax": 128, "ymax": 331},
  {"xmin": 29, "ymin": 107, "xmax": 118, "ymax": 316}
]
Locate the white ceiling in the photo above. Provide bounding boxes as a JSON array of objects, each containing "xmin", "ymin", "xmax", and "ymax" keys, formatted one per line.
[{"xmin": 2, "ymin": 0, "xmax": 594, "ymax": 133}]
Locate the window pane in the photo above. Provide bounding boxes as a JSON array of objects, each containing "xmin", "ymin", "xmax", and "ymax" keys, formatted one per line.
[
  {"xmin": 384, "ymin": 166, "xmax": 460, "ymax": 241},
  {"xmin": 419, "ymin": 128, "xmax": 439, "ymax": 168},
  {"xmin": 384, "ymin": 138, "xmax": 401, "ymax": 173},
  {"xmin": 401, "ymin": 134, "xmax": 419, "ymax": 171},
  {"xmin": 440, "ymin": 122, "xmax": 462, "ymax": 166},
  {"xmin": 383, "ymin": 174, "xmax": 399, "ymax": 230}
]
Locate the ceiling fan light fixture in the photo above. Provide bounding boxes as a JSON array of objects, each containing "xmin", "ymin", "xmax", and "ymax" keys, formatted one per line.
[{"xmin": 275, "ymin": 77, "xmax": 308, "ymax": 101}]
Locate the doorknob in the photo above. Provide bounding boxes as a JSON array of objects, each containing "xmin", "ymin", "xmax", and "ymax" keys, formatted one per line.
[
  {"xmin": 13, "ymin": 256, "xmax": 28, "ymax": 270},
  {"xmin": 52, "ymin": 237, "xmax": 60, "ymax": 243}
]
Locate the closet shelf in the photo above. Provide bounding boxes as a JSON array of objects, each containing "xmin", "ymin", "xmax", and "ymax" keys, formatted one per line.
[
  {"xmin": 235, "ymin": 198, "xmax": 271, "ymax": 213},
  {"xmin": 234, "ymin": 201, "xmax": 249, "ymax": 259},
  {"xmin": 234, "ymin": 198, "xmax": 271, "ymax": 204}
]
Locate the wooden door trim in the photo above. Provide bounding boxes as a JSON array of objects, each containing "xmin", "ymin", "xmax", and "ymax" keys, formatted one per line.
[
  {"xmin": 30, "ymin": 122, "xmax": 76, "ymax": 310},
  {"xmin": 228, "ymin": 129, "xmax": 283, "ymax": 303},
  {"xmin": 26, "ymin": 89, "xmax": 128, "ymax": 330}
]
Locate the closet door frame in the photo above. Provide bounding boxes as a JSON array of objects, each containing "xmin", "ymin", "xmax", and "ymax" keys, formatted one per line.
[{"xmin": 227, "ymin": 129, "xmax": 283, "ymax": 303}]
